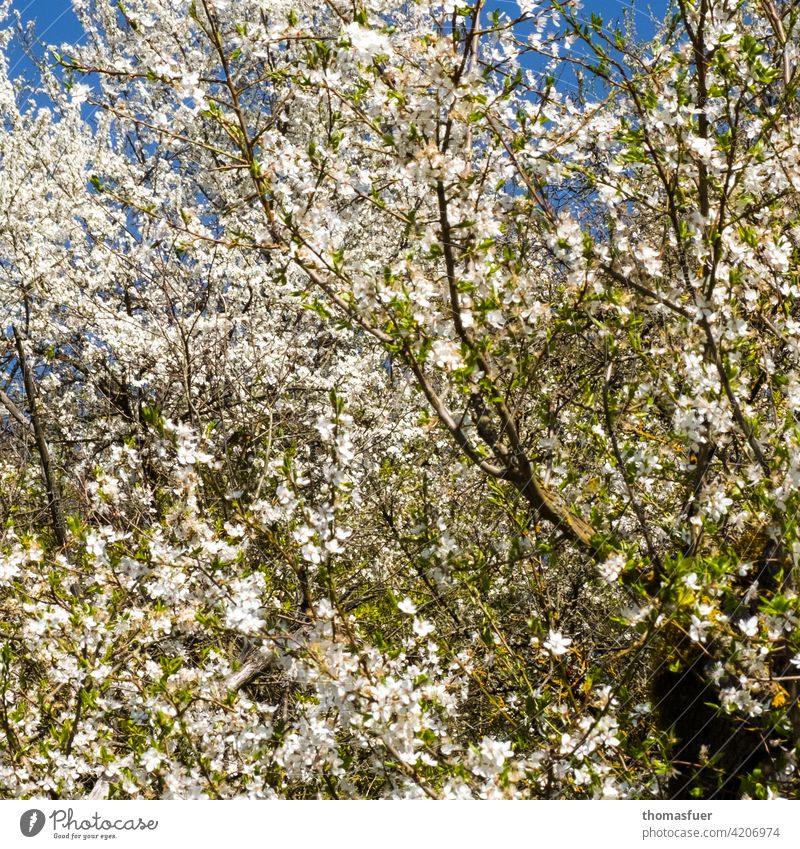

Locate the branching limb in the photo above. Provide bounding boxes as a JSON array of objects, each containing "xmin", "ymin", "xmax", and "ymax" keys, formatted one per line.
[{"xmin": 12, "ymin": 327, "xmax": 67, "ymax": 548}]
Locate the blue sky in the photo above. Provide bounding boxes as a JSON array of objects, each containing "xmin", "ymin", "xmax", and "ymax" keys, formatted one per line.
[
  {"xmin": 14, "ymin": 0, "xmax": 82, "ymax": 40},
  {"xmin": 7, "ymin": 0, "xmax": 83, "ymax": 82},
  {"xmin": 6, "ymin": 0, "xmax": 667, "ymax": 83}
]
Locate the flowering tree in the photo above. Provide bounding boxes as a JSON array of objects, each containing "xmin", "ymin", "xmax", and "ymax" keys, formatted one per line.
[{"xmin": 0, "ymin": 0, "xmax": 798, "ymax": 799}]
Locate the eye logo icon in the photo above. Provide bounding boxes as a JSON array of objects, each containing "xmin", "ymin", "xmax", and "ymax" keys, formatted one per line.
[{"xmin": 20, "ymin": 810, "xmax": 46, "ymax": 837}]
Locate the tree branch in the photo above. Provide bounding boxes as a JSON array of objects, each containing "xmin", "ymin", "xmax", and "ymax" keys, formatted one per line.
[{"xmin": 12, "ymin": 327, "xmax": 68, "ymax": 548}]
